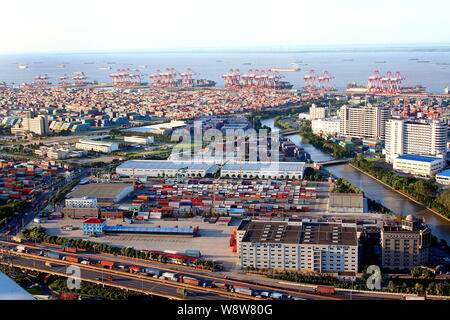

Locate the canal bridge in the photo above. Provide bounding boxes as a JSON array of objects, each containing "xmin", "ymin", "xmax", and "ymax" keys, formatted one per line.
[{"xmin": 315, "ymin": 159, "xmax": 350, "ymax": 166}]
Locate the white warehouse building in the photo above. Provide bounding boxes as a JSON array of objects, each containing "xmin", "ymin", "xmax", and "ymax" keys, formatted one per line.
[
  {"xmin": 75, "ymin": 136, "xmax": 119, "ymax": 153},
  {"xmin": 116, "ymin": 160, "xmax": 220, "ymax": 178},
  {"xmin": 393, "ymin": 154, "xmax": 445, "ymax": 177},
  {"xmin": 124, "ymin": 136, "xmax": 154, "ymax": 145},
  {"xmin": 220, "ymin": 161, "xmax": 305, "ymax": 179}
]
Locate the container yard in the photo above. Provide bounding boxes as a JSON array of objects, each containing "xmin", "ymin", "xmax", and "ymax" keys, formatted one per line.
[{"xmin": 0, "ymin": 160, "xmax": 73, "ymax": 201}]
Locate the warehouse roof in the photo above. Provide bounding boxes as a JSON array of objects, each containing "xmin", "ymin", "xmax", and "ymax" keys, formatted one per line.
[
  {"xmin": 103, "ymin": 225, "xmax": 195, "ymax": 235},
  {"xmin": 68, "ymin": 183, "xmax": 133, "ymax": 200},
  {"xmin": 83, "ymin": 218, "xmax": 105, "ymax": 224},
  {"xmin": 329, "ymin": 193, "xmax": 364, "ymax": 209},
  {"xmin": 117, "ymin": 160, "xmax": 219, "ymax": 173},
  {"xmin": 222, "ymin": 161, "xmax": 305, "ymax": 172},
  {"xmin": 437, "ymin": 169, "xmax": 450, "ymax": 177},
  {"xmin": 241, "ymin": 221, "xmax": 357, "ymax": 246},
  {"xmin": 396, "ymin": 154, "xmax": 442, "ymax": 163}
]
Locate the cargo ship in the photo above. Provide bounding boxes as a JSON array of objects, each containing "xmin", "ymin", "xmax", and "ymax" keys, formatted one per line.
[{"xmin": 269, "ymin": 67, "xmax": 300, "ymax": 72}]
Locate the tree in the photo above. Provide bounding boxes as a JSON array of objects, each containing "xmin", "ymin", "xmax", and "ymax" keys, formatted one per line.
[
  {"xmin": 411, "ymin": 266, "xmax": 423, "ymax": 278},
  {"xmin": 388, "ymin": 280, "xmax": 397, "ymax": 292},
  {"xmin": 414, "ymin": 283, "xmax": 424, "ymax": 294},
  {"xmin": 438, "ymin": 189, "xmax": 450, "ymax": 211},
  {"xmin": 413, "ymin": 179, "xmax": 437, "ymax": 198}
]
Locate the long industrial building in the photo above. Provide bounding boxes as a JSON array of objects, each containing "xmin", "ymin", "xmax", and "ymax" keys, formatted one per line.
[
  {"xmin": 220, "ymin": 162, "xmax": 305, "ymax": 179},
  {"xmin": 116, "ymin": 160, "xmax": 220, "ymax": 178},
  {"xmin": 237, "ymin": 220, "xmax": 358, "ymax": 273}
]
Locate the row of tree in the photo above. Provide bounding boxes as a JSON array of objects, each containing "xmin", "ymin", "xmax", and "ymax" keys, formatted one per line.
[
  {"xmin": 350, "ymin": 156, "xmax": 450, "ymax": 219},
  {"xmin": 21, "ymin": 227, "xmax": 215, "ymax": 270},
  {"xmin": 299, "ymin": 120, "xmax": 352, "ymax": 159}
]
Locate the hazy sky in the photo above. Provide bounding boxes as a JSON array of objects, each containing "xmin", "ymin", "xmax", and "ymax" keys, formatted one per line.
[{"xmin": 2, "ymin": 0, "xmax": 450, "ymax": 53}]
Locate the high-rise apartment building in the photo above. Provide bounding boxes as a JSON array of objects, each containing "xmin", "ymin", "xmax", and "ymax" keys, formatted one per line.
[
  {"xmin": 339, "ymin": 105, "xmax": 389, "ymax": 140},
  {"xmin": 384, "ymin": 119, "xmax": 448, "ymax": 163},
  {"xmin": 11, "ymin": 115, "xmax": 49, "ymax": 136}
]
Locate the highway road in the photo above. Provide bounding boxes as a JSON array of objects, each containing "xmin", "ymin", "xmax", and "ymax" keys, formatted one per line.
[
  {"xmin": 0, "ymin": 240, "xmax": 363, "ymax": 300},
  {"xmin": 0, "ymin": 250, "xmax": 244, "ymax": 300}
]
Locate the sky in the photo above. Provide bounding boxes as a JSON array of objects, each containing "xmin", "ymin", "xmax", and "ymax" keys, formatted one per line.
[{"xmin": 1, "ymin": 0, "xmax": 450, "ymax": 53}]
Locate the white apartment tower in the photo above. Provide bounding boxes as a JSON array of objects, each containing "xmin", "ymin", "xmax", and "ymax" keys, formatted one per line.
[
  {"xmin": 339, "ymin": 105, "xmax": 389, "ymax": 140},
  {"xmin": 384, "ymin": 119, "xmax": 448, "ymax": 163}
]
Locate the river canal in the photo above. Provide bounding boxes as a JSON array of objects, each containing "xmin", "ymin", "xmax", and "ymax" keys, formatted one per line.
[{"xmin": 261, "ymin": 117, "xmax": 450, "ymax": 242}]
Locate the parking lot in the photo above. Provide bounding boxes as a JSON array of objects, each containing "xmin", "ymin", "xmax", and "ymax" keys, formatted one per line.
[{"xmin": 28, "ymin": 217, "xmax": 241, "ymax": 270}]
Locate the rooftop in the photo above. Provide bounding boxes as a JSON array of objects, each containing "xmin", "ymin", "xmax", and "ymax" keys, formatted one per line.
[
  {"xmin": 117, "ymin": 160, "xmax": 219, "ymax": 172},
  {"xmin": 329, "ymin": 193, "xmax": 364, "ymax": 208},
  {"xmin": 222, "ymin": 161, "xmax": 305, "ymax": 172},
  {"xmin": 68, "ymin": 183, "xmax": 133, "ymax": 200},
  {"xmin": 396, "ymin": 154, "xmax": 442, "ymax": 163},
  {"xmin": 83, "ymin": 218, "xmax": 105, "ymax": 224},
  {"xmin": 103, "ymin": 225, "xmax": 195, "ymax": 235},
  {"xmin": 241, "ymin": 221, "xmax": 357, "ymax": 246},
  {"xmin": 437, "ymin": 169, "xmax": 450, "ymax": 178}
]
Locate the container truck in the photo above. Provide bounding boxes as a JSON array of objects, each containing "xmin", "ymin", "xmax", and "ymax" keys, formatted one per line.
[
  {"xmin": 129, "ymin": 266, "xmax": 141, "ymax": 273},
  {"xmin": 180, "ymin": 276, "xmax": 201, "ymax": 286},
  {"xmin": 185, "ymin": 250, "xmax": 201, "ymax": 258},
  {"xmin": 99, "ymin": 261, "xmax": 115, "ymax": 269},
  {"xmin": 63, "ymin": 246, "xmax": 77, "ymax": 253},
  {"xmin": 46, "ymin": 252, "xmax": 61, "ymax": 259},
  {"xmin": 314, "ymin": 286, "xmax": 335, "ymax": 294},
  {"xmin": 161, "ymin": 272, "xmax": 178, "ymax": 281},
  {"xmin": 16, "ymin": 245, "xmax": 27, "ymax": 253},
  {"xmin": 63, "ymin": 256, "xmax": 79, "ymax": 263},
  {"xmin": 233, "ymin": 286, "xmax": 253, "ymax": 296},
  {"xmin": 144, "ymin": 268, "xmax": 161, "ymax": 277}
]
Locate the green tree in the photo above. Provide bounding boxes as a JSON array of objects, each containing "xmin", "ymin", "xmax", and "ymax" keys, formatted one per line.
[{"xmin": 438, "ymin": 189, "xmax": 450, "ymax": 211}]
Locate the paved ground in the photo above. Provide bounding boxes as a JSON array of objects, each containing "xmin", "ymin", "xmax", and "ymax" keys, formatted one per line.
[{"xmin": 28, "ymin": 217, "xmax": 241, "ymax": 271}]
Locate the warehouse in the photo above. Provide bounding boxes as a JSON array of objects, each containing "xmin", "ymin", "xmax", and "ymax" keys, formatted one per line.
[
  {"xmin": 116, "ymin": 160, "xmax": 220, "ymax": 178},
  {"xmin": 220, "ymin": 161, "xmax": 305, "ymax": 179},
  {"xmin": 328, "ymin": 193, "xmax": 365, "ymax": 213},
  {"xmin": 436, "ymin": 169, "xmax": 450, "ymax": 185},
  {"xmin": 393, "ymin": 154, "xmax": 445, "ymax": 177},
  {"xmin": 237, "ymin": 220, "xmax": 358, "ymax": 273},
  {"xmin": 75, "ymin": 136, "xmax": 119, "ymax": 153},
  {"xmin": 123, "ymin": 136, "xmax": 155, "ymax": 145},
  {"xmin": 68, "ymin": 183, "xmax": 134, "ymax": 204}
]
